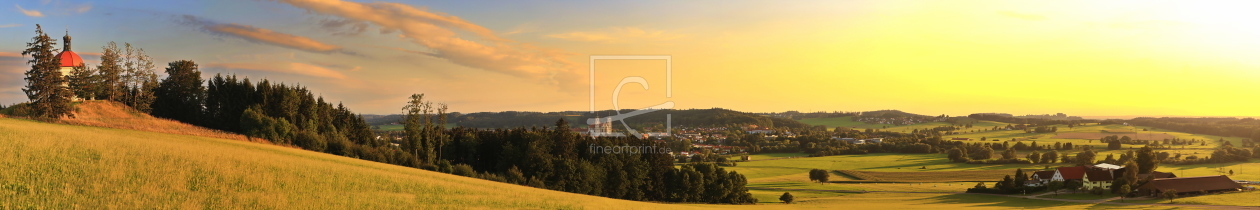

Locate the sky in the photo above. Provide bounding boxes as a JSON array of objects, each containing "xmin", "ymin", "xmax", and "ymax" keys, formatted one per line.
[{"xmin": 2, "ymin": 0, "xmax": 1259, "ymax": 117}]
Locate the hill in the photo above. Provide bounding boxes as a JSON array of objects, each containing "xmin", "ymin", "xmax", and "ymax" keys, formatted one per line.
[
  {"xmin": 0, "ymin": 117, "xmax": 695, "ymax": 209},
  {"xmin": 55, "ymin": 100, "xmax": 254, "ymax": 142}
]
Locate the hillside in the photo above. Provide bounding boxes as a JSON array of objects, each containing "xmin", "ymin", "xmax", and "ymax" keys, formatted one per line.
[
  {"xmin": 55, "ymin": 100, "xmax": 254, "ymax": 142},
  {"xmin": 0, "ymin": 117, "xmax": 701, "ymax": 209}
]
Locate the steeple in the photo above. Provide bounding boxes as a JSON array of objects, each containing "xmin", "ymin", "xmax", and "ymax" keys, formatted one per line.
[{"xmin": 63, "ymin": 30, "xmax": 72, "ymax": 52}]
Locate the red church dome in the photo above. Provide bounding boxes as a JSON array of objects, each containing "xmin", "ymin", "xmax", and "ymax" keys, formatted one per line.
[
  {"xmin": 57, "ymin": 50, "xmax": 83, "ymax": 67},
  {"xmin": 57, "ymin": 32, "xmax": 83, "ymax": 67}
]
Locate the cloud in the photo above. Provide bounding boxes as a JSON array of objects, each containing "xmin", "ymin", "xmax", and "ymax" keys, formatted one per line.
[
  {"xmin": 319, "ymin": 18, "xmax": 369, "ymax": 36},
  {"xmin": 0, "ymin": 52, "xmax": 22, "ymax": 58},
  {"xmin": 176, "ymin": 15, "xmax": 355, "ymax": 55},
  {"xmin": 16, "ymin": 5, "xmax": 44, "ymax": 17},
  {"xmin": 204, "ymin": 62, "xmax": 348, "ymax": 79},
  {"xmin": 997, "ymin": 11, "xmax": 1045, "ymax": 21},
  {"xmin": 547, "ymin": 27, "xmax": 685, "ymax": 42},
  {"xmin": 0, "ymin": 24, "xmax": 21, "ymax": 28},
  {"xmin": 271, "ymin": 0, "xmax": 583, "ymax": 90}
]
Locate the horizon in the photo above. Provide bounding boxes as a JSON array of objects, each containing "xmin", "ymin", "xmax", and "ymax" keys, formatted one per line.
[{"xmin": 5, "ymin": 0, "xmax": 1260, "ymax": 116}]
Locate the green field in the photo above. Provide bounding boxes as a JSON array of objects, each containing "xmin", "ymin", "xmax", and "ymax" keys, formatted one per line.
[
  {"xmin": 1037, "ymin": 192, "xmax": 1117, "ymax": 200},
  {"xmin": 796, "ymin": 116, "xmax": 1006, "ymax": 133},
  {"xmin": 1128, "ymin": 190, "xmax": 1260, "ymax": 206},
  {"xmin": 0, "ymin": 117, "xmax": 686, "ymax": 209}
]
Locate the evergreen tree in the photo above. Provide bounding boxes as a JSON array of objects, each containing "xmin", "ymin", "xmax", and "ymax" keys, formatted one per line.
[
  {"xmin": 151, "ymin": 60, "xmax": 206, "ymax": 123},
  {"xmin": 1135, "ymin": 145, "xmax": 1159, "ymax": 174},
  {"xmin": 96, "ymin": 42, "xmax": 124, "ymax": 101},
  {"xmin": 67, "ymin": 64, "xmax": 99, "ymax": 100},
  {"xmin": 20, "ymin": 24, "xmax": 75, "ymax": 120}
]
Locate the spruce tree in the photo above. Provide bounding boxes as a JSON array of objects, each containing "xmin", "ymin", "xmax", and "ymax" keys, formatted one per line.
[
  {"xmin": 152, "ymin": 60, "xmax": 205, "ymax": 123},
  {"xmin": 20, "ymin": 24, "xmax": 75, "ymax": 120}
]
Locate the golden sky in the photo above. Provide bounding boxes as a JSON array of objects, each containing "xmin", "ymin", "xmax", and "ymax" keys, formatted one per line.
[{"xmin": 2, "ymin": 0, "xmax": 1258, "ymax": 116}]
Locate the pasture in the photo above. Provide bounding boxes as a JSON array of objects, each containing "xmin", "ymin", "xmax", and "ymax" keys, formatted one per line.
[{"xmin": 0, "ymin": 118, "xmax": 684, "ymax": 210}]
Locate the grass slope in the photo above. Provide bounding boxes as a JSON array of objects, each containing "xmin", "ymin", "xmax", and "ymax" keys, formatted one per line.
[{"xmin": 0, "ymin": 118, "xmax": 689, "ymax": 209}]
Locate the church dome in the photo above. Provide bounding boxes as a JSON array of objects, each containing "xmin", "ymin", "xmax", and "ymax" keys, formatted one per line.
[
  {"xmin": 57, "ymin": 31, "xmax": 82, "ymax": 67},
  {"xmin": 56, "ymin": 50, "xmax": 83, "ymax": 67}
]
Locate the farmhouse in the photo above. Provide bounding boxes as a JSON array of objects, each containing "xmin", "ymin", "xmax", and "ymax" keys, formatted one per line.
[
  {"xmin": 1050, "ymin": 166, "xmax": 1085, "ymax": 183},
  {"xmin": 1027, "ymin": 171, "xmax": 1057, "ymax": 187},
  {"xmin": 1136, "ymin": 175, "xmax": 1244, "ymax": 197},
  {"xmin": 1082, "ymin": 170, "xmax": 1114, "ymax": 189}
]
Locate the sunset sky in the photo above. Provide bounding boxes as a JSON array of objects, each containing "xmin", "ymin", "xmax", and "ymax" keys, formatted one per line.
[{"xmin": 2, "ymin": 0, "xmax": 1259, "ymax": 117}]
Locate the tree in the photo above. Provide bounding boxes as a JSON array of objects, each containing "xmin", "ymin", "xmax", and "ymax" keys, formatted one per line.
[
  {"xmin": 1108, "ymin": 140, "xmax": 1122, "ymax": 150},
  {"xmin": 1043, "ymin": 151, "xmax": 1059, "ymax": 164},
  {"xmin": 1048, "ymin": 181, "xmax": 1064, "ymax": 197},
  {"xmin": 152, "ymin": 60, "xmax": 206, "ymax": 124},
  {"xmin": 1076, "ymin": 150, "xmax": 1096, "ymax": 166},
  {"xmin": 779, "ymin": 192, "xmax": 794, "ymax": 204},
  {"xmin": 1014, "ymin": 169, "xmax": 1028, "ymax": 194},
  {"xmin": 96, "ymin": 42, "xmax": 123, "ymax": 101},
  {"xmin": 1162, "ymin": 189, "xmax": 1178, "ymax": 200},
  {"xmin": 20, "ymin": 24, "xmax": 75, "ymax": 120},
  {"xmin": 1118, "ymin": 185, "xmax": 1131, "ymax": 202},
  {"xmin": 808, "ymin": 169, "xmax": 830, "ymax": 183},
  {"xmin": 66, "ymin": 64, "xmax": 100, "ymax": 100},
  {"xmin": 119, "ymin": 44, "xmax": 158, "ymax": 113},
  {"xmin": 1027, "ymin": 151, "xmax": 1042, "ymax": 164},
  {"xmin": 1135, "ymin": 146, "xmax": 1159, "ymax": 174},
  {"xmin": 1001, "ymin": 148, "xmax": 1017, "ymax": 160}
]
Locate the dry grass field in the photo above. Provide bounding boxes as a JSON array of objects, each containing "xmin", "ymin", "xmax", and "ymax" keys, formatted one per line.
[
  {"xmin": 58, "ymin": 100, "xmax": 254, "ymax": 142},
  {"xmin": 0, "ymin": 117, "xmax": 694, "ymax": 209}
]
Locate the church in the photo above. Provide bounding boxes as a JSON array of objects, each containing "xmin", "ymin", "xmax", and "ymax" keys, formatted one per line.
[{"xmin": 55, "ymin": 31, "xmax": 84, "ymax": 101}]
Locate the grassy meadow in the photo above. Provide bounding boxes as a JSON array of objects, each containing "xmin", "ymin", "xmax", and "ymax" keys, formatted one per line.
[{"xmin": 0, "ymin": 117, "xmax": 692, "ymax": 209}]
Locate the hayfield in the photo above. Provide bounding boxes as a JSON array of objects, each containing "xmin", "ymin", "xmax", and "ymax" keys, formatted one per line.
[
  {"xmin": 839, "ymin": 169, "xmax": 1017, "ymax": 182},
  {"xmin": 1052, "ymin": 132, "xmax": 1176, "ymax": 141},
  {"xmin": 0, "ymin": 117, "xmax": 692, "ymax": 209}
]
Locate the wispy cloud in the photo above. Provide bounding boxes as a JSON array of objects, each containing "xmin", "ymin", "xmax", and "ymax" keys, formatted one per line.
[
  {"xmin": 15, "ymin": 5, "xmax": 44, "ymax": 17},
  {"xmin": 271, "ymin": 0, "xmax": 583, "ymax": 90},
  {"xmin": 997, "ymin": 11, "xmax": 1045, "ymax": 21},
  {"xmin": 176, "ymin": 15, "xmax": 355, "ymax": 55},
  {"xmin": 205, "ymin": 62, "xmax": 348, "ymax": 79},
  {"xmin": 0, "ymin": 24, "xmax": 21, "ymax": 28},
  {"xmin": 547, "ymin": 27, "xmax": 685, "ymax": 42}
]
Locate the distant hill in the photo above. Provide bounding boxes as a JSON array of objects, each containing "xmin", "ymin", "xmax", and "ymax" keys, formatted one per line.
[
  {"xmin": 366, "ymin": 108, "xmax": 810, "ymax": 129},
  {"xmin": 858, "ymin": 110, "xmax": 933, "ymax": 118}
]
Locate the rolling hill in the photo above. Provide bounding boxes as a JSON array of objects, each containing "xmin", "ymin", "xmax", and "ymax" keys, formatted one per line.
[{"xmin": 0, "ymin": 106, "xmax": 697, "ymax": 209}]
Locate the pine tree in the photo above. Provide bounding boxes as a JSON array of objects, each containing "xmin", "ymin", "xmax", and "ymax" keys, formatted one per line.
[
  {"xmin": 152, "ymin": 60, "xmax": 206, "ymax": 123},
  {"xmin": 96, "ymin": 42, "xmax": 123, "ymax": 101},
  {"xmin": 67, "ymin": 64, "xmax": 99, "ymax": 100},
  {"xmin": 20, "ymin": 24, "xmax": 75, "ymax": 120}
]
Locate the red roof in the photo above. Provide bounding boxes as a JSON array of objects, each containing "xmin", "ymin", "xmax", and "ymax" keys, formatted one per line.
[
  {"xmin": 1056, "ymin": 166, "xmax": 1085, "ymax": 180},
  {"xmin": 56, "ymin": 50, "xmax": 83, "ymax": 67}
]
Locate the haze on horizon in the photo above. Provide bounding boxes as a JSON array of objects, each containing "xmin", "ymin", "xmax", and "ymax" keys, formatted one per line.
[{"xmin": 2, "ymin": 0, "xmax": 1258, "ymax": 117}]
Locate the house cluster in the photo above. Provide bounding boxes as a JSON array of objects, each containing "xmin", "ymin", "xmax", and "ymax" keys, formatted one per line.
[
  {"xmin": 1026, "ymin": 163, "xmax": 1245, "ymax": 196},
  {"xmin": 830, "ymin": 137, "xmax": 883, "ymax": 144},
  {"xmin": 854, "ymin": 117, "xmax": 942, "ymax": 126}
]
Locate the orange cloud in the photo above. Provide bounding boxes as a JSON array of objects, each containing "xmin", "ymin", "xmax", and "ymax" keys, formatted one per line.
[
  {"xmin": 548, "ymin": 27, "xmax": 685, "ymax": 42},
  {"xmin": 205, "ymin": 62, "xmax": 347, "ymax": 79},
  {"xmin": 15, "ymin": 5, "xmax": 43, "ymax": 17},
  {"xmin": 178, "ymin": 15, "xmax": 352, "ymax": 55},
  {"xmin": 272, "ymin": 0, "xmax": 583, "ymax": 90}
]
